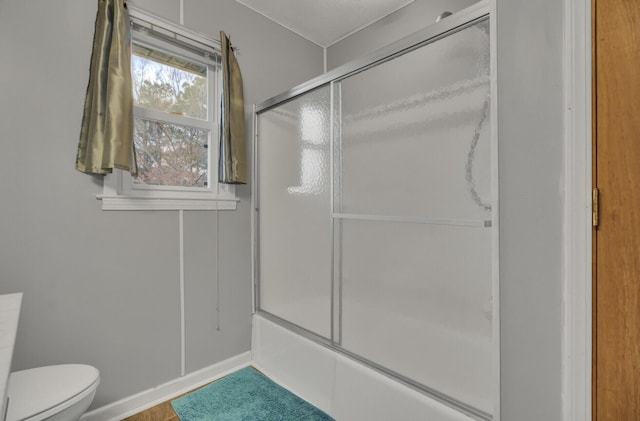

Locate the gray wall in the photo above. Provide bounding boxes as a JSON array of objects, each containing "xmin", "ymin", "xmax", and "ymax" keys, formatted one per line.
[
  {"xmin": 495, "ymin": 0, "xmax": 563, "ymax": 419},
  {"xmin": 0, "ymin": 0, "xmax": 322, "ymax": 409},
  {"xmin": 327, "ymin": 1, "xmax": 565, "ymax": 420}
]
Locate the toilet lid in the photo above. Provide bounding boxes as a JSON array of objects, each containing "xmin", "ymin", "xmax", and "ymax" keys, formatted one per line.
[{"xmin": 7, "ymin": 364, "xmax": 100, "ymax": 421}]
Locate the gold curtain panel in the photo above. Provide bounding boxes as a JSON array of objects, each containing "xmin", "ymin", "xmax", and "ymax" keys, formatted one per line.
[
  {"xmin": 76, "ymin": 0, "xmax": 137, "ymax": 176},
  {"xmin": 219, "ymin": 31, "xmax": 247, "ymax": 184}
]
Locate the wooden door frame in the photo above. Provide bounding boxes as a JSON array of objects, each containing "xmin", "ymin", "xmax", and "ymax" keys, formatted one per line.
[{"xmin": 563, "ymin": 0, "xmax": 592, "ymax": 419}]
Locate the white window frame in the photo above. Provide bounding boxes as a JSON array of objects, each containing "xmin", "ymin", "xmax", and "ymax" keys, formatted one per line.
[{"xmin": 99, "ymin": 7, "xmax": 238, "ymax": 211}]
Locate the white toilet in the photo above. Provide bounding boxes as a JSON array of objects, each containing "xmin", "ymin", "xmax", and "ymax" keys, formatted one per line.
[{"xmin": 6, "ymin": 364, "xmax": 100, "ymax": 421}]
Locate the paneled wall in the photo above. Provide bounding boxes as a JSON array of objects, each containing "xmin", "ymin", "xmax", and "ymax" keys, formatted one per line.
[
  {"xmin": 0, "ymin": 0, "xmax": 569, "ymax": 418},
  {"xmin": 0, "ymin": 0, "xmax": 322, "ymax": 409}
]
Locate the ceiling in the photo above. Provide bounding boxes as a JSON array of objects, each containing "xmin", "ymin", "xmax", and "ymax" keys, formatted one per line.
[{"xmin": 233, "ymin": 0, "xmax": 416, "ymax": 47}]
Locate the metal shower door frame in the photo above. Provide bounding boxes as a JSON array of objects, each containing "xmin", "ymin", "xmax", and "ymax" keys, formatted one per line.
[{"xmin": 251, "ymin": 1, "xmax": 498, "ymax": 420}]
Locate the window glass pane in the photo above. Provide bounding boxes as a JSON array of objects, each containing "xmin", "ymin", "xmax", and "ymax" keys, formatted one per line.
[
  {"xmin": 134, "ymin": 117, "xmax": 209, "ymax": 188},
  {"xmin": 133, "ymin": 44, "xmax": 208, "ymax": 120}
]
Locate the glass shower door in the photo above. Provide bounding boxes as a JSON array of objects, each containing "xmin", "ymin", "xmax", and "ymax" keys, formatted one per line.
[
  {"xmin": 335, "ymin": 19, "xmax": 492, "ymax": 413},
  {"xmin": 257, "ymin": 87, "xmax": 333, "ymax": 339},
  {"xmin": 255, "ymin": 12, "xmax": 495, "ymax": 420}
]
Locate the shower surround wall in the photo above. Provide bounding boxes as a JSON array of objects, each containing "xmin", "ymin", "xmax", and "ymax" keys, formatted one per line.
[
  {"xmin": 255, "ymin": 7, "xmax": 495, "ymax": 419},
  {"xmin": 0, "ymin": 0, "xmax": 322, "ymax": 410}
]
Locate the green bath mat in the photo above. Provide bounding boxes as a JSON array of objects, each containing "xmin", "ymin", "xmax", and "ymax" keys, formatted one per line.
[{"xmin": 171, "ymin": 366, "xmax": 334, "ymax": 421}]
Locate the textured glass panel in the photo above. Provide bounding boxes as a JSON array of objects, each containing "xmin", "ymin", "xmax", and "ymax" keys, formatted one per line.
[
  {"xmin": 133, "ymin": 44, "xmax": 208, "ymax": 120},
  {"xmin": 340, "ymin": 219, "xmax": 493, "ymax": 413},
  {"xmin": 257, "ymin": 86, "xmax": 332, "ymax": 338},
  {"xmin": 338, "ymin": 20, "xmax": 491, "ymax": 221},
  {"xmin": 133, "ymin": 117, "xmax": 208, "ymax": 187}
]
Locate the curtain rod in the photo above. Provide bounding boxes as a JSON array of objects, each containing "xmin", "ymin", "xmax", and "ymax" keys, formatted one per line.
[
  {"xmin": 128, "ymin": 5, "xmax": 238, "ymax": 53},
  {"xmin": 131, "ymin": 21, "xmax": 221, "ymax": 62}
]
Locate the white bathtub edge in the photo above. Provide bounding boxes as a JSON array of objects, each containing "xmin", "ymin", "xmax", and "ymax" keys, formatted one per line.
[{"xmin": 252, "ymin": 313, "xmax": 481, "ymax": 421}]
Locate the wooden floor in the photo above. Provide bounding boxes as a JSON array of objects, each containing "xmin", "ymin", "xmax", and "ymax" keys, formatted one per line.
[
  {"xmin": 121, "ymin": 382, "xmax": 210, "ymax": 421},
  {"xmin": 121, "ymin": 366, "xmax": 261, "ymax": 420},
  {"xmin": 121, "ymin": 398, "xmax": 180, "ymax": 421}
]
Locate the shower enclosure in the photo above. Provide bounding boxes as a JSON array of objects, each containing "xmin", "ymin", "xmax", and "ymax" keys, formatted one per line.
[{"xmin": 253, "ymin": 2, "xmax": 497, "ymax": 420}]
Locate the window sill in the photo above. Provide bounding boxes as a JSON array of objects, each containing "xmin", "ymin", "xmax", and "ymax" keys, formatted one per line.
[
  {"xmin": 101, "ymin": 171, "xmax": 239, "ymax": 211},
  {"xmin": 97, "ymin": 195, "xmax": 239, "ymax": 211}
]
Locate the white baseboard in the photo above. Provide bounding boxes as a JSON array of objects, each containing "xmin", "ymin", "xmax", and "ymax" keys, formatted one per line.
[{"xmin": 80, "ymin": 351, "xmax": 252, "ymax": 421}]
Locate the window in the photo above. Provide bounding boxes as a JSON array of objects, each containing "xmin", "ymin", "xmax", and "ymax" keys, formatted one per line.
[
  {"xmin": 132, "ymin": 44, "xmax": 210, "ymax": 188},
  {"xmin": 100, "ymin": 8, "xmax": 237, "ymax": 210}
]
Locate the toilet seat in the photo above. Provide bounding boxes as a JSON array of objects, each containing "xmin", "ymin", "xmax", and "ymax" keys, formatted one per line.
[{"xmin": 6, "ymin": 364, "xmax": 100, "ymax": 421}]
